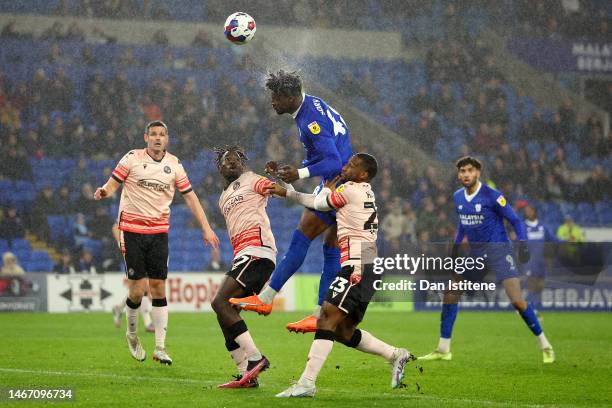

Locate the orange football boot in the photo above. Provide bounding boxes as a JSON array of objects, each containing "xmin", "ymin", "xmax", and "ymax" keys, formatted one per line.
[
  {"xmin": 286, "ymin": 315, "xmax": 318, "ymax": 333},
  {"xmin": 228, "ymin": 295, "xmax": 272, "ymax": 316}
]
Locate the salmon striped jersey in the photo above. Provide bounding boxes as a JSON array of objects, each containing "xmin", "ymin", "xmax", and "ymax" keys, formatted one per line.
[
  {"xmin": 218, "ymin": 171, "xmax": 276, "ymax": 263},
  {"xmin": 112, "ymin": 149, "xmax": 191, "ymax": 234},
  {"xmin": 327, "ymin": 181, "xmax": 378, "ymax": 267}
]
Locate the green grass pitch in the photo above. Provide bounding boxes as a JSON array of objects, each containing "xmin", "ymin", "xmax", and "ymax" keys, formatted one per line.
[{"xmin": 1, "ymin": 311, "xmax": 611, "ymax": 407}]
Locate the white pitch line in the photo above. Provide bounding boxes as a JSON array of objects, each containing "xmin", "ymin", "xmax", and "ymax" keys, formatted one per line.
[
  {"xmin": 0, "ymin": 367, "xmax": 216, "ymax": 386},
  {"xmin": 0, "ymin": 368, "xmax": 571, "ymax": 407}
]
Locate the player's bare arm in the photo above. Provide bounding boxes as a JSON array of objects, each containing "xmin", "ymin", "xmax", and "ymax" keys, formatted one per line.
[
  {"xmin": 263, "ymin": 183, "xmax": 287, "ymax": 197},
  {"xmin": 182, "ymin": 190, "xmax": 220, "ymax": 248},
  {"xmin": 94, "ymin": 177, "xmax": 121, "ymax": 200}
]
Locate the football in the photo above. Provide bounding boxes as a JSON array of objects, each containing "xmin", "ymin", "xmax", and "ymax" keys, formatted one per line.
[{"xmin": 224, "ymin": 12, "xmax": 256, "ymax": 45}]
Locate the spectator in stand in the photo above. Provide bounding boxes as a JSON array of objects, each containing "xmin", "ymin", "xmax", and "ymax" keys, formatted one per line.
[
  {"xmin": 77, "ymin": 248, "xmax": 99, "ymax": 274},
  {"xmin": 582, "ymin": 166, "xmax": 611, "ymax": 203},
  {"xmin": 381, "ymin": 200, "xmax": 410, "ymax": 242},
  {"xmin": 57, "ymin": 186, "xmax": 76, "ymax": 215},
  {"xmin": 1, "ymin": 252, "xmax": 25, "ymax": 276},
  {"xmin": 0, "ymin": 147, "xmax": 32, "ymax": 180},
  {"xmin": 73, "ymin": 213, "xmax": 92, "ymax": 248},
  {"xmin": 152, "ymin": 29, "xmax": 170, "ymax": 45},
  {"xmin": 416, "ymin": 197, "xmax": 437, "ymax": 236},
  {"xmin": 192, "ymin": 29, "xmax": 213, "ymax": 47},
  {"xmin": 53, "ymin": 250, "xmax": 76, "ymax": 274},
  {"xmin": 410, "ymin": 86, "xmax": 433, "ymax": 114},
  {"xmin": 544, "ymin": 174, "xmax": 563, "ymax": 201},
  {"xmin": 0, "ymin": 100, "xmax": 21, "ymax": 130},
  {"xmin": 74, "ymin": 182, "xmax": 98, "ymax": 217},
  {"xmin": 29, "ymin": 186, "xmax": 58, "ymax": 241},
  {"xmin": 40, "ymin": 21, "xmax": 65, "ymax": 40},
  {"xmin": 1, "ymin": 20, "xmax": 31, "ymax": 39},
  {"xmin": 64, "ymin": 22, "xmax": 85, "ymax": 41},
  {"xmin": 556, "ymin": 216, "xmax": 585, "ymax": 243},
  {"xmin": 1, "ymin": 207, "xmax": 26, "ymax": 244}
]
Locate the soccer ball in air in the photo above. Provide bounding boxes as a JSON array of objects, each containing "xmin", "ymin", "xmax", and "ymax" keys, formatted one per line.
[{"xmin": 224, "ymin": 12, "xmax": 256, "ymax": 45}]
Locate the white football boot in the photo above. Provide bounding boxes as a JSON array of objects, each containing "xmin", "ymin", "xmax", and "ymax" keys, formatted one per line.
[
  {"xmin": 391, "ymin": 348, "xmax": 411, "ymax": 389},
  {"xmin": 126, "ymin": 333, "xmax": 146, "ymax": 362},
  {"xmin": 152, "ymin": 348, "xmax": 173, "ymax": 365},
  {"xmin": 276, "ymin": 381, "xmax": 316, "ymax": 398}
]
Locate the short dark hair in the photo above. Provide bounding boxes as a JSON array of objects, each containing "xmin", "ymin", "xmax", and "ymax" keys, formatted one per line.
[
  {"xmin": 265, "ymin": 70, "xmax": 302, "ymax": 97},
  {"xmin": 355, "ymin": 153, "xmax": 378, "ymax": 180},
  {"xmin": 145, "ymin": 120, "xmax": 168, "ymax": 134},
  {"xmin": 213, "ymin": 145, "xmax": 248, "ymax": 169},
  {"xmin": 455, "ymin": 156, "xmax": 482, "ymax": 170}
]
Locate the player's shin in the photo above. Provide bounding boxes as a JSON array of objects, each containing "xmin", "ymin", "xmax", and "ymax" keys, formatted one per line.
[
  {"xmin": 125, "ymin": 297, "xmax": 140, "ymax": 335},
  {"xmin": 354, "ymin": 329, "xmax": 396, "ymax": 361},
  {"xmin": 151, "ymin": 298, "xmax": 168, "ymax": 349},
  {"xmin": 438, "ymin": 303, "xmax": 458, "ymax": 352},
  {"xmin": 299, "ymin": 330, "xmax": 335, "ymax": 386},
  {"xmin": 226, "ymin": 339, "xmax": 247, "ymax": 375},
  {"xmin": 230, "ymin": 320, "xmax": 262, "ymax": 361},
  {"xmin": 268, "ymin": 230, "xmax": 312, "ymax": 293},
  {"xmin": 140, "ymin": 296, "xmax": 153, "ymax": 327},
  {"xmin": 319, "ymin": 245, "xmax": 341, "ymax": 307}
]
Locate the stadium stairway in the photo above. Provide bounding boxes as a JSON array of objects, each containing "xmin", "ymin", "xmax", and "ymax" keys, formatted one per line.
[{"xmin": 25, "ymin": 231, "xmax": 59, "ymax": 268}]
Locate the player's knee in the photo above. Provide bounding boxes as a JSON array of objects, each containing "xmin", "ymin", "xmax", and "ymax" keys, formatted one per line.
[
  {"xmin": 334, "ymin": 325, "xmax": 353, "ymax": 344},
  {"xmin": 148, "ymin": 279, "xmax": 165, "ymax": 298},
  {"xmin": 323, "ymin": 230, "xmax": 338, "ymax": 248},
  {"xmin": 127, "ymin": 286, "xmax": 145, "ymax": 301},
  {"xmin": 211, "ymin": 294, "xmax": 227, "ymax": 314},
  {"xmin": 512, "ymin": 300, "xmax": 528, "ymax": 312}
]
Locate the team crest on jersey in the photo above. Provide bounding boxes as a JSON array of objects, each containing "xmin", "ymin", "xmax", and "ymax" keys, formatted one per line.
[
  {"xmin": 164, "ymin": 166, "xmax": 171, "ymax": 174},
  {"xmin": 475, "ymin": 203, "xmax": 481, "ymax": 212},
  {"xmin": 308, "ymin": 121, "xmax": 321, "ymax": 135},
  {"xmin": 497, "ymin": 196, "xmax": 507, "ymax": 207},
  {"xmin": 233, "ymin": 181, "xmax": 240, "ymax": 191}
]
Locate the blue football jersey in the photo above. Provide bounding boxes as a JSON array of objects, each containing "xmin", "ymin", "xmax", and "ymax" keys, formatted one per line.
[
  {"xmin": 454, "ymin": 183, "xmax": 526, "ymax": 244},
  {"xmin": 524, "ymin": 219, "xmax": 556, "ymax": 270},
  {"xmin": 294, "ymin": 94, "xmax": 353, "ymax": 181}
]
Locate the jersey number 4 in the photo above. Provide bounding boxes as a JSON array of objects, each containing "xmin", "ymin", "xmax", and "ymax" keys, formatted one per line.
[
  {"xmin": 364, "ymin": 202, "xmax": 378, "ymax": 233},
  {"xmin": 326, "ymin": 106, "xmax": 347, "ymax": 136}
]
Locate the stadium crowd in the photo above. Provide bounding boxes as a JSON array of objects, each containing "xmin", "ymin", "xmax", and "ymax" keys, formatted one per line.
[{"xmin": 0, "ymin": 7, "xmax": 610, "ymax": 273}]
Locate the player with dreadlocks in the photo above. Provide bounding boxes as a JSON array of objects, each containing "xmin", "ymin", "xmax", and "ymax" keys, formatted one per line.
[
  {"xmin": 230, "ymin": 70, "xmax": 353, "ymax": 334},
  {"xmin": 212, "ymin": 145, "xmax": 276, "ymax": 388}
]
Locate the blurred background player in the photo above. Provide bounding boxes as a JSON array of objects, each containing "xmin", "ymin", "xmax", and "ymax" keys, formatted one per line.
[
  {"xmin": 110, "ymin": 222, "xmax": 154, "ymax": 332},
  {"xmin": 419, "ymin": 156, "xmax": 554, "ymax": 363},
  {"xmin": 231, "ymin": 70, "xmax": 353, "ymax": 333},
  {"xmin": 266, "ymin": 153, "xmax": 411, "ymax": 398},
  {"xmin": 94, "ymin": 120, "xmax": 219, "ymax": 365},
  {"xmin": 211, "ymin": 146, "xmax": 275, "ymax": 389},
  {"xmin": 523, "ymin": 205, "xmax": 558, "ymax": 316}
]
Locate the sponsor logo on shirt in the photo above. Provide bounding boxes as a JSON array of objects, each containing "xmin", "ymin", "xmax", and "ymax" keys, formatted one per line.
[
  {"xmin": 137, "ymin": 179, "xmax": 170, "ymax": 192},
  {"xmin": 459, "ymin": 213, "xmax": 485, "ymax": 225},
  {"xmin": 223, "ymin": 195, "xmax": 244, "ymax": 216}
]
